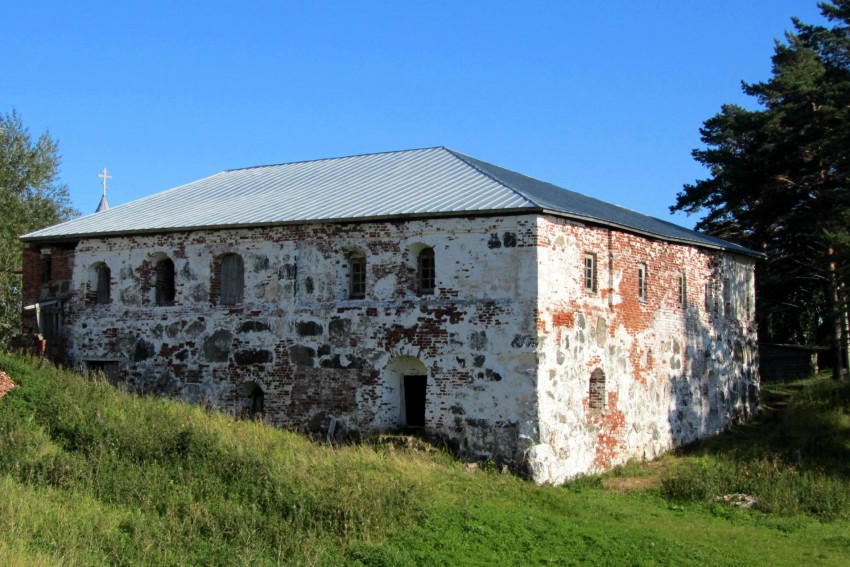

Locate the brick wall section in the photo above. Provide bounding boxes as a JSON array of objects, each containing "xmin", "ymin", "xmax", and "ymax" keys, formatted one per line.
[
  {"xmin": 51, "ymin": 247, "xmax": 75, "ymax": 283},
  {"xmin": 27, "ymin": 246, "xmax": 77, "ymax": 300},
  {"xmin": 21, "ymin": 247, "xmax": 42, "ymax": 333},
  {"xmin": 588, "ymin": 368, "xmax": 606, "ymax": 411},
  {"xmin": 209, "ymin": 256, "xmax": 222, "ymax": 306},
  {"xmin": 19, "ymin": 244, "xmax": 77, "ymax": 362}
]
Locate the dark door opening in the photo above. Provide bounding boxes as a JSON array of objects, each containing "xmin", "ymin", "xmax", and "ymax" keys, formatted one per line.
[
  {"xmin": 240, "ymin": 382, "xmax": 264, "ymax": 419},
  {"xmin": 85, "ymin": 361, "xmax": 121, "ymax": 383},
  {"xmin": 404, "ymin": 375, "xmax": 427, "ymax": 427}
]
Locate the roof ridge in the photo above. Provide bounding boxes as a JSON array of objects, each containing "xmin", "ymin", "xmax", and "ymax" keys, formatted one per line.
[
  {"xmin": 442, "ymin": 148, "xmax": 540, "ymax": 208},
  {"xmin": 224, "ymin": 146, "xmax": 447, "ymax": 172},
  {"xmin": 59, "ymin": 147, "xmax": 453, "ymax": 223},
  {"xmin": 448, "ymin": 150, "xmax": 650, "ymax": 219}
]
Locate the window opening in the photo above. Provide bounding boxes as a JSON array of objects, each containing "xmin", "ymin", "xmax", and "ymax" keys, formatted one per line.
[
  {"xmin": 155, "ymin": 258, "xmax": 175, "ymax": 306},
  {"xmin": 41, "ymin": 254, "xmax": 52, "ymax": 283},
  {"xmin": 349, "ymin": 254, "xmax": 366, "ymax": 299},
  {"xmin": 678, "ymin": 273, "xmax": 687, "ymax": 308},
  {"xmin": 96, "ymin": 264, "xmax": 111, "ymax": 304},
  {"xmin": 418, "ymin": 248, "xmax": 435, "ymax": 295},
  {"xmin": 724, "ymin": 277, "xmax": 735, "ymax": 317},
  {"xmin": 584, "ymin": 253, "xmax": 597, "ymax": 293},
  {"xmin": 638, "ymin": 263, "xmax": 647, "ymax": 302},
  {"xmin": 220, "ymin": 254, "xmax": 244, "ymax": 305}
]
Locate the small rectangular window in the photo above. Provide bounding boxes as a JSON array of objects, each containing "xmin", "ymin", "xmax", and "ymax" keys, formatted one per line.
[
  {"xmin": 678, "ymin": 273, "xmax": 687, "ymax": 308},
  {"xmin": 418, "ymin": 248, "xmax": 435, "ymax": 295},
  {"xmin": 96, "ymin": 264, "xmax": 111, "ymax": 305},
  {"xmin": 705, "ymin": 279, "xmax": 722, "ymax": 316},
  {"xmin": 638, "ymin": 263, "xmax": 647, "ymax": 301},
  {"xmin": 349, "ymin": 255, "xmax": 366, "ymax": 299},
  {"xmin": 584, "ymin": 253, "xmax": 597, "ymax": 293},
  {"xmin": 155, "ymin": 258, "xmax": 176, "ymax": 306},
  {"xmin": 220, "ymin": 254, "xmax": 244, "ymax": 305},
  {"xmin": 41, "ymin": 254, "xmax": 52, "ymax": 283},
  {"xmin": 724, "ymin": 277, "xmax": 737, "ymax": 318}
]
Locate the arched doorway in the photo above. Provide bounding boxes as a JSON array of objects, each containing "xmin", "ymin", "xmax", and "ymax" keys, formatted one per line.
[{"xmin": 383, "ymin": 356, "xmax": 428, "ymax": 428}]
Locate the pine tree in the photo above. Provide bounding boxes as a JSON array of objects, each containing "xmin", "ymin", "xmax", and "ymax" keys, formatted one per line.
[{"xmin": 672, "ymin": 1, "xmax": 850, "ymax": 378}]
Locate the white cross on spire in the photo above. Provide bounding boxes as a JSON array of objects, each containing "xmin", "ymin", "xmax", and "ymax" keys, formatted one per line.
[
  {"xmin": 98, "ymin": 167, "xmax": 112, "ymax": 196},
  {"xmin": 95, "ymin": 167, "xmax": 112, "ymax": 213}
]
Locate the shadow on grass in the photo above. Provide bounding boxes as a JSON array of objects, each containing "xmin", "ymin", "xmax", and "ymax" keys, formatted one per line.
[
  {"xmin": 672, "ymin": 375, "xmax": 850, "ymax": 480},
  {"xmin": 653, "ymin": 374, "xmax": 850, "ymax": 519}
]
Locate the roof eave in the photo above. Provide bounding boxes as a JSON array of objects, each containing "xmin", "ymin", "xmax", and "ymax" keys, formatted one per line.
[
  {"xmin": 19, "ymin": 207, "xmax": 548, "ymax": 244},
  {"xmin": 537, "ymin": 209, "xmax": 765, "ymax": 259},
  {"xmin": 20, "ymin": 206, "xmax": 763, "ymax": 258}
]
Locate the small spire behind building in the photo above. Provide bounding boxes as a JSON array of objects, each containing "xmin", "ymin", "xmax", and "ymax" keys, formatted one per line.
[{"xmin": 96, "ymin": 167, "xmax": 111, "ymax": 212}]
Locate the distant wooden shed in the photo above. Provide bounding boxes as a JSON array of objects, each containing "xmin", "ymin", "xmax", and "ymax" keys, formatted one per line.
[{"xmin": 758, "ymin": 343, "xmax": 825, "ymax": 382}]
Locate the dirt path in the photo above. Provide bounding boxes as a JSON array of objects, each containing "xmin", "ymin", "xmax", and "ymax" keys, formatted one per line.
[{"xmin": 602, "ymin": 460, "xmax": 670, "ymax": 492}]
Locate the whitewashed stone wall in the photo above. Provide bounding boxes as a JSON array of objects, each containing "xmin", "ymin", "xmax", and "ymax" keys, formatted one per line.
[
  {"xmin": 45, "ymin": 212, "xmax": 758, "ymax": 483},
  {"xmin": 528, "ymin": 216, "xmax": 758, "ymax": 484},
  {"xmin": 63, "ymin": 216, "xmax": 541, "ymax": 465}
]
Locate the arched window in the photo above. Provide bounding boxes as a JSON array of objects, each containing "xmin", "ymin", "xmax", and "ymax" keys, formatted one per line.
[
  {"xmin": 417, "ymin": 248, "xmax": 435, "ymax": 295},
  {"xmin": 87, "ymin": 262, "xmax": 111, "ymax": 305},
  {"xmin": 589, "ymin": 368, "xmax": 606, "ymax": 411},
  {"xmin": 155, "ymin": 258, "xmax": 175, "ymax": 306},
  {"xmin": 219, "ymin": 254, "xmax": 244, "ymax": 305},
  {"xmin": 95, "ymin": 263, "xmax": 111, "ymax": 304},
  {"xmin": 348, "ymin": 252, "xmax": 366, "ymax": 299}
]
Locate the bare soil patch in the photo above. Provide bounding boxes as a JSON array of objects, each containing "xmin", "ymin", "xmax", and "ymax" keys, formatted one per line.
[
  {"xmin": 0, "ymin": 369, "xmax": 16, "ymax": 399},
  {"xmin": 603, "ymin": 460, "xmax": 671, "ymax": 492}
]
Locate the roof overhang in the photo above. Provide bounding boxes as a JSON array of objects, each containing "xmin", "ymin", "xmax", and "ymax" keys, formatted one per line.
[{"xmin": 21, "ymin": 207, "xmax": 764, "ymax": 259}]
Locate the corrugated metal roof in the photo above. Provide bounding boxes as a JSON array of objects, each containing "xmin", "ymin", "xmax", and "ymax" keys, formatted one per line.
[
  {"xmin": 452, "ymin": 151, "xmax": 758, "ymax": 256},
  {"xmin": 21, "ymin": 146, "xmax": 759, "ymax": 256}
]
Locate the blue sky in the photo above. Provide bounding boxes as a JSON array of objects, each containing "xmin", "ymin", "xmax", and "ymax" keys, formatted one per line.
[{"xmin": 2, "ymin": 1, "xmax": 828, "ymax": 228}]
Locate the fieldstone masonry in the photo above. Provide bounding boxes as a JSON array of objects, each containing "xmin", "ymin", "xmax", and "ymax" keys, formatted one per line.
[
  {"xmin": 530, "ymin": 217, "xmax": 757, "ymax": 482},
  {"xmin": 22, "ymin": 213, "xmax": 757, "ymax": 484}
]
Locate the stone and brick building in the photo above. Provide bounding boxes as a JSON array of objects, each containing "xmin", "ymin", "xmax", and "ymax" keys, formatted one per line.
[{"xmin": 20, "ymin": 147, "xmax": 760, "ymax": 483}]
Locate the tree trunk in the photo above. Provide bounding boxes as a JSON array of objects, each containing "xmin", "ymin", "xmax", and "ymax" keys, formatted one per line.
[
  {"xmin": 828, "ymin": 251, "xmax": 844, "ymax": 380},
  {"xmin": 842, "ymin": 282, "xmax": 850, "ymax": 375}
]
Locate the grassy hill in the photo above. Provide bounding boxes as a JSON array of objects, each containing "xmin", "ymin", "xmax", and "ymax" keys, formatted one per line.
[{"xmin": 0, "ymin": 351, "xmax": 848, "ymax": 566}]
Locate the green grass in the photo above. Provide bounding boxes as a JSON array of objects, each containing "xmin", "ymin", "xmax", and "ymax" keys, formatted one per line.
[
  {"xmin": 661, "ymin": 376, "xmax": 850, "ymax": 519},
  {"xmin": 1, "ymin": 352, "xmax": 849, "ymax": 566}
]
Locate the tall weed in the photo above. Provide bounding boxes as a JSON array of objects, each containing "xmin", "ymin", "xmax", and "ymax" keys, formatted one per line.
[{"xmin": 0, "ymin": 352, "xmax": 430, "ymax": 564}]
